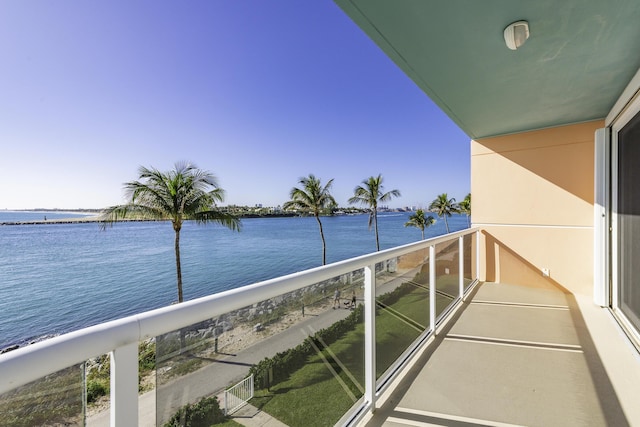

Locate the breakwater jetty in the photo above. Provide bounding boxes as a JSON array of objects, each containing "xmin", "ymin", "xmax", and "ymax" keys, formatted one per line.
[
  {"xmin": 0, "ymin": 217, "xmax": 150, "ymax": 226},
  {"xmin": 0, "ymin": 213, "xmax": 301, "ymax": 226}
]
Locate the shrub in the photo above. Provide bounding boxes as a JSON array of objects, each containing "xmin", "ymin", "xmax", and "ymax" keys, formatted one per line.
[
  {"xmin": 86, "ymin": 379, "xmax": 108, "ymax": 403},
  {"xmin": 249, "ymin": 282, "xmax": 418, "ymax": 391},
  {"xmin": 86, "ymin": 355, "xmax": 110, "ymax": 402},
  {"xmin": 250, "ymin": 305, "xmax": 363, "ymax": 389},
  {"xmin": 139, "ymin": 340, "xmax": 156, "ymax": 372},
  {"xmin": 377, "ymin": 281, "xmax": 415, "ymax": 307},
  {"xmin": 163, "ymin": 396, "xmax": 228, "ymax": 427}
]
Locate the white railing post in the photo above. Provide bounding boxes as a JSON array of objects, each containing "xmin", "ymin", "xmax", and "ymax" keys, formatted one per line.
[
  {"xmin": 250, "ymin": 374, "xmax": 254, "ymax": 401},
  {"xmin": 476, "ymin": 229, "xmax": 481, "ymax": 281},
  {"xmin": 459, "ymin": 236, "xmax": 464, "ymax": 299},
  {"xmin": 110, "ymin": 342, "xmax": 138, "ymax": 426},
  {"xmin": 429, "ymin": 245, "xmax": 436, "ymax": 334},
  {"xmin": 364, "ymin": 263, "xmax": 376, "ymax": 411}
]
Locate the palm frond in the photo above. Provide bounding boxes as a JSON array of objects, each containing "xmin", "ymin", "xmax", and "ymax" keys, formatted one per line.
[
  {"xmin": 103, "ymin": 162, "xmax": 237, "ymax": 230},
  {"xmin": 284, "ymin": 174, "xmax": 335, "ymax": 215},
  {"xmin": 348, "ymin": 185, "xmax": 373, "ymax": 206},
  {"xmin": 429, "ymin": 193, "xmax": 457, "ymax": 217},
  {"xmin": 99, "ymin": 204, "xmax": 166, "ymax": 229},
  {"xmin": 193, "ymin": 210, "xmax": 241, "ymax": 231},
  {"xmin": 379, "ymin": 189, "xmax": 401, "ymax": 202}
]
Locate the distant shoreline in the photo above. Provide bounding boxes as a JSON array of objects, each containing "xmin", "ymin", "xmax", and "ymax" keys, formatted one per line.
[
  {"xmin": 1, "ymin": 208, "xmax": 103, "ymax": 213},
  {"xmin": 0, "ymin": 212, "xmax": 339, "ymax": 226},
  {"xmin": 1, "ymin": 217, "xmax": 132, "ymax": 226}
]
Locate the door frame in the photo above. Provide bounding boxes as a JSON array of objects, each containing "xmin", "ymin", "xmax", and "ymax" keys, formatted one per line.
[{"xmin": 608, "ymin": 93, "xmax": 640, "ymax": 348}]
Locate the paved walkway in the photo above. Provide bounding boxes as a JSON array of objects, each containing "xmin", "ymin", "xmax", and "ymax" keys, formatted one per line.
[{"xmin": 230, "ymin": 402, "xmax": 288, "ymax": 427}]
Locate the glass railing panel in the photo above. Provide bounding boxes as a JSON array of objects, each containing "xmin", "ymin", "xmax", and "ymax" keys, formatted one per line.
[
  {"xmin": 156, "ymin": 270, "xmax": 365, "ymax": 427},
  {"xmin": 435, "ymin": 240, "xmax": 459, "ymax": 321},
  {"xmin": 374, "ymin": 248, "xmax": 430, "ymax": 379},
  {"xmin": 84, "ymin": 354, "xmax": 110, "ymax": 426},
  {"xmin": 0, "ymin": 363, "xmax": 85, "ymax": 426},
  {"xmin": 463, "ymin": 234, "xmax": 474, "ymax": 290}
]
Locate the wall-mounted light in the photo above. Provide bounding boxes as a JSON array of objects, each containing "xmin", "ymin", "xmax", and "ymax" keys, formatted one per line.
[{"xmin": 504, "ymin": 21, "xmax": 529, "ymax": 50}]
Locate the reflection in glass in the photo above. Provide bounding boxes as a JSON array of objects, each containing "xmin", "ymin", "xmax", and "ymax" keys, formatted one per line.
[
  {"xmin": 463, "ymin": 234, "xmax": 474, "ymax": 289},
  {"xmin": 0, "ymin": 364, "xmax": 84, "ymax": 427},
  {"xmin": 156, "ymin": 271, "xmax": 365, "ymax": 426},
  {"xmin": 435, "ymin": 241, "xmax": 459, "ymax": 321},
  {"xmin": 375, "ymin": 249, "xmax": 430, "ymax": 379},
  {"xmin": 618, "ymin": 112, "xmax": 640, "ymax": 332}
]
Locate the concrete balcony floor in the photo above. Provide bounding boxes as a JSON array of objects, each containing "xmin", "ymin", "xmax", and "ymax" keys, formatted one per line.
[{"xmin": 362, "ymin": 282, "xmax": 640, "ymax": 427}]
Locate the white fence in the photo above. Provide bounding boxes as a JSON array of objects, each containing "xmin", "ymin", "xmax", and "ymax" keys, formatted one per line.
[{"xmin": 225, "ymin": 374, "xmax": 254, "ymax": 415}]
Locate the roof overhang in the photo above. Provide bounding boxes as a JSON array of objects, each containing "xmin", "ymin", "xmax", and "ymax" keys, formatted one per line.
[{"xmin": 334, "ymin": 1, "xmax": 640, "ymax": 139}]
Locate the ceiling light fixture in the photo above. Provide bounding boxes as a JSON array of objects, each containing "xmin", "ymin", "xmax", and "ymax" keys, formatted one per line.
[{"xmin": 504, "ymin": 21, "xmax": 529, "ymax": 50}]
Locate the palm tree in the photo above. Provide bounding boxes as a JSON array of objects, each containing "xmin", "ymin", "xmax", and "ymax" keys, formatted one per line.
[
  {"xmin": 348, "ymin": 174, "xmax": 401, "ymax": 251},
  {"xmin": 457, "ymin": 193, "xmax": 471, "ymax": 227},
  {"xmin": 283, "ymin": 174, "xmax": 336, "ymax": 265},
  {"xmin": 404, "ymin": 209, "xmax": 436, "ymax": 240},
  {"xmin": 100, "ymin": 162, "xmax": 240, "ymax": 303},
  {"xmin": 429, "ymin": 193, "xmax": 458, "ymax": 233}
]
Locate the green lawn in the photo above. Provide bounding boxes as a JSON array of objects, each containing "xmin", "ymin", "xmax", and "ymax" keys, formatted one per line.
[{"xmin": 251, "ymin": 277, "xmax": 461, "ymax": 426}]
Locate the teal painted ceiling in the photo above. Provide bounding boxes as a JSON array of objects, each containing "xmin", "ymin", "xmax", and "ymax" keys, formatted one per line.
[{"xmin": 335, "ymin": 0, "xmax": 640, "ymax": 139}]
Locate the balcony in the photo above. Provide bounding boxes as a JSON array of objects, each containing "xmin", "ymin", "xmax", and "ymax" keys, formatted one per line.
[
  {"xmin": 361, "ymin": 281, "xmax": 640, "ymax": 426},
  {"xmin": 1, "ymin": 228, "xmax": 639, "ymax": 426}
]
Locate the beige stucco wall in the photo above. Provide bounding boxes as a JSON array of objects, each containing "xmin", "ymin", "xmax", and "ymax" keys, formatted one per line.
[{"xmin": 472, "ymin": 120, "xmax": 603, "ymax": 296}]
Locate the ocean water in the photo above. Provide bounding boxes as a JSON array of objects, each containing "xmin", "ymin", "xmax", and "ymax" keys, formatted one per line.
[{"xmin": 0, "ymin": 211, "xmax": 469, "ymax": 349}]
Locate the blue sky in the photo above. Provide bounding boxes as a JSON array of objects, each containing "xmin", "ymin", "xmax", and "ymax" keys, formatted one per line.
[{"xmin": 0, "ymin": 1, "xmax": 470, "ymax": 210}]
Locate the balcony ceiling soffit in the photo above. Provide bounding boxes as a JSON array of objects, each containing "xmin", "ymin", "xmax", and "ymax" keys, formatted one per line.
[{"xmin": 335, "ymin": 0, "xmax": 640, "ymax": 139}]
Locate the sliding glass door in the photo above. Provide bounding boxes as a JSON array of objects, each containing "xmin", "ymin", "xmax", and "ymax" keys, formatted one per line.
[{"xmin": 613, "ymin": 105, "xmax": 640, "ymax": 340}]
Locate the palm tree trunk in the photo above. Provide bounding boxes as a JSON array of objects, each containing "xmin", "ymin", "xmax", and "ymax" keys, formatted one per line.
[
  {"xmin": 444, "ymin": 216, "xmax": 450, "ymax": 234},
  {"xmin": 467, "ymin": 214, "xmax": 471, "ymax": 228},
  {"xmin": 315, "ymin": 214, "xmax": 327, "ymax": 265},
  {"xmin": 175, "ymin": 228, "xmax": 183, "ymax": 303},
  {"xmin": 421, "ymin": 229, "xmax": 425, "ymax": 240},
  {"xmin": 374, "ymin": 211, "xmax": 380, "ymax": 251},
  {"xmin": 174, "ymin": 227, "xmax": 187, "ymax": 352}
]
